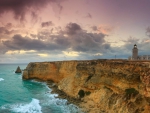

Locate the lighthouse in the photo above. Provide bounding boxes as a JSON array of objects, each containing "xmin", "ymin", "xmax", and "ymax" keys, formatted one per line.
[{"xmin": 132, "ymin": 44, "xmax": 138, "ymax": 60}]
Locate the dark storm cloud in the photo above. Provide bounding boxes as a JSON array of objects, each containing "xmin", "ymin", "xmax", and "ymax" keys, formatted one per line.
[
  {"xmin": 30, "ymin": 34, "xmax": 37, "ymax": 38},
  {"xmin": 2, "ymin": 22, "xmax": 111, "ymax": 57},
  {"xmin": 71, "ymin": 32, "xmax": 109, "ymax": 53},
  {"xmin": 3, "ymin": 34, "xmax": 46, "ymax": 50},
  {"xmin": 51, "ymin": 35, "xmax": 70, "ymax": 46},
  {"xmin": 41, "ymin": 21, "xmax": 54, "ymax": 28},
  {"xmin": 65, "ymin": 22, "xmax": 82, "ymax": 35},
  {"xmin": 64, "ymin": 22, "xmax": 110, "ymax": 53},
  {"xmin": 2, "ymin": 34, "xmax": 70, "ymax": 51},
  {"xmin": 0, "ymin": 0, "xmax": 64, "ymax": 21}
]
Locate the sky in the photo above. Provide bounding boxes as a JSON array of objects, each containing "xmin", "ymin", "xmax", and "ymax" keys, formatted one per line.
[{"xmin": 0, "ymin": 0, "xmax": 150, "ymax": 63}]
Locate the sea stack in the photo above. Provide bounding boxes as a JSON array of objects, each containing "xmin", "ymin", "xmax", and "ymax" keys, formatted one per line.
[{"xmin": 15, "ymin": 66, "xmax": 22, "ymax": 73}]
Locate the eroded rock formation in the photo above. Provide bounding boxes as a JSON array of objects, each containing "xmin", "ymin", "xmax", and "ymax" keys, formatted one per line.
[
  {"xmin": 23, "ymin": 60, "xmax": 150, "ymax": 113},
  {"xmin": 15, "ymin": 66, "xmax": 22, "ymax": 73}
]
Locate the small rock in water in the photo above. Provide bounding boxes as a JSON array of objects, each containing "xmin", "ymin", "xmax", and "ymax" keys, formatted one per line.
[{"xmin": 15, "ymin": 66, "xmax": 22, "ymax": 73}]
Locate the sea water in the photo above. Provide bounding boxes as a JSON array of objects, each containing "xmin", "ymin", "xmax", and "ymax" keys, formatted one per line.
[{"xmin": 0, "ymin": 64, "xmax": 82, "ymax": 113}]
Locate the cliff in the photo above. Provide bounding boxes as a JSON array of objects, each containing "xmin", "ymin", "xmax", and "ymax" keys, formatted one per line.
[{"xmin": 23, "ymin": 60, "xmax": 150, "ymax": 113}]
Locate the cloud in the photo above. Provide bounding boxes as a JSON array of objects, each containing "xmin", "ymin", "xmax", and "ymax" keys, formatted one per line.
[
  {"xmin": 3, "ymin": 23, "xmax": 147, "ymax": 61},
  {"xmin": 5, "ymin": 50, "xmax": 36, "ymax": 55},
  {"xmin": 2, "ymin": 34, "xmax": 70, "ymax": 51},
  {"xmin": 0, "ymin": 38, "xmax": 8, "ymax": 54},
  {"xmin": 146, "ymin": 27, "xmax": 150, "ymax": 37},
  {"xmin": 111, "ymin": 36, "xmax": 150, "ymax": 59},
  {"xmin": 91, "ymin": 26, "xmax": 98, "ymax": 31},
  {"xmin": 65, "ymin": 22, "xmax": 82, "ymax": 35},
  {"xmin": 91, "ymin": 25, "xmax": 114, "ymax": 34},
  {"xmin": 5, "ymin": 23, "xmax": 13, "ymax": 29},
  {"xmin": 0, "ymin": 0, "xmax": 64, "ymax": 21},
  {"xmin": 63, "ymin": 51, "xmax": 79, "ymax": 57},
  {"xmin": 38, "ymin": 53, "xmax": 48, "ymax": 57},
  {"xmin": 0, "ymin": 26, "xmax": 18, "ymax": 36},
  {"xmin": 62, "ymin": 23, "xmax": 110, "ymax": 53},
  {"xmin": 30, "ymin": 34, "xmax": 37, "ymax": 39},
  {"xmin": 70, "ymin": 32, "xmax": 108, "ymax": 53},
  {"xmin": 0, "ymin": 24, "xmax": 21, "ymax": 39},
  {"xmin": 51, "ymin": 1, "xmax": 63, "ymax": 19},
  {"xmin": 41, "ymin": 21, "xmax": 54, "ymax": 27},
  {"xmin": 31, "ymin": 11, "xmax": 39, "ymax": 25},
  {"xmin": 2, "ymin": 22, "xmax": 113, "ymax": 61},
  {"xmin": 0, "ymin": 27, "xmax": 10, "ymax": 34},
  {"xmin": 3, "ymin": 34, "xmax": 46, "ymax": 50},
  {"xmin": 85, "ymin": 13, "xmax": 92, "ymax": 18},
  {"xmin": 37, "ymin": 29, "xmax": 53, "ymax": 40}
]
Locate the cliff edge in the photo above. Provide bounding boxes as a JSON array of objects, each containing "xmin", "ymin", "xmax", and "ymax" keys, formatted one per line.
[{"xmin": 23, "ymin": 60, "xmax": 150, "ymax": 113}]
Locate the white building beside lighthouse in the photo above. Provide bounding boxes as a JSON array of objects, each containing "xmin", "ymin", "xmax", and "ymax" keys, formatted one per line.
[{"xmin": 128, "ymin": 44, "xmax": 150, "ymax": 60}]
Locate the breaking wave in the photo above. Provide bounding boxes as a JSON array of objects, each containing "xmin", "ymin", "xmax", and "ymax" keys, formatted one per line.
[
  {"xmin": 12, "ymin": 98, "xmax": 42, "ymax": 113},
  {"xmin": 0, "ymin": 78, "xmax": 4, "ymax": 81}
]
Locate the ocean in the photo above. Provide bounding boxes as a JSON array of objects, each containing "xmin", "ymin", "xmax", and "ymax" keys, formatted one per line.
[{"xmin": 0, "ymin": 64, "xmax": 82, "ymax": 113}]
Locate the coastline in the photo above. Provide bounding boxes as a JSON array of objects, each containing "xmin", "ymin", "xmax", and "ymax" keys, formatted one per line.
[
  {"xmin": 46, "ymin": 80, "xmax": 82, "ymax": 106},
  {"xmin": 32, "ymin": 79, "xmax": 84, "ymax": 112},
  {"xmin": 22, "ymin": 60, "xmax": 150, "ymax": 113}
]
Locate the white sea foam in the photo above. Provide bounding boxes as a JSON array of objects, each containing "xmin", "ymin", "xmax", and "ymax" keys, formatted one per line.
[
  {"xmin": 46, "ymin": 93, "xmax": 83, "ymax": 113},
  {"xmin": 12, "ymin": 98, "xmax": 42, "ymax": 113},
  {"xmin": 0, "ymin": 78, "xmax": 4, "ymax": 81},
  {"xmin": 31, "ymin": 80, "xmax": 44, "ymax": 84}
]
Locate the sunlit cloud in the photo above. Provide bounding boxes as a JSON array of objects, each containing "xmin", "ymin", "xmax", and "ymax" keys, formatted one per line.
[
  {"xmin": 144, "ymin": 39, "xmax": 150, "ymax": 43},
  {"xmin": 93, "ymin": 53, "xmax": 103, "ymax": 56},
  {"xmin": 6, "ymin": 50, "xmax": 36, "ymax": 55},
  {"xmin": 38, "ymin": 53, "xmax": 48, "ymax": 57},
  {"xmin": 63, "ymin": 51, "xmax": 80, "ymax": 56},
  {"xmin": 91, "ymin": 25, "xmax": 115, "ymax": 35}
]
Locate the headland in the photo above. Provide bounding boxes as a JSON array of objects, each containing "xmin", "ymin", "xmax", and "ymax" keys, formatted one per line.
[{"xmin": 22, "ymin": 59, "xmax": 150, "ymax": 113}]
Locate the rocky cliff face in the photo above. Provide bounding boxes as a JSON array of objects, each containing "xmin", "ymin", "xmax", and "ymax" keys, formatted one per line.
[{"xmin": 23, "ymin": 60, "xmax": 150, "ymax": 113}]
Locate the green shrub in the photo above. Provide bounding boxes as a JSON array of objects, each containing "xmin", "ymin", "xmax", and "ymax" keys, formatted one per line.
[
  {"xmin": 78, "ymin": 90, "xmax": 85, "ymax": 98},
  {"xmin": 125, "ymin": 88, "xmax": 139, "ymax": 97},
  {"xmin": 85, "ymin": 91, "xmax": 91, "ymax": 96}
]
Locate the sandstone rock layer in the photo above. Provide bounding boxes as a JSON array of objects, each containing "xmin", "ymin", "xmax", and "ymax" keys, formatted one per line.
[{"xmin": 23, "ymin": 60, "xmax": 150, "ymax": 113}]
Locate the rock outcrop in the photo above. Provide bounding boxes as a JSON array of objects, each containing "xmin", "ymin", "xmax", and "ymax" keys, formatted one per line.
[
  {"xmin": 15, "ymin": 66, "xmax": 22, "ymax": 73},
  {"xmin": 22, "ymin": 60, "xmax": 150, "ymax": 113}
]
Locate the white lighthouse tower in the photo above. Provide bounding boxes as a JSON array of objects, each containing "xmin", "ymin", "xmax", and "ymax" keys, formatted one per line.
[{"xmin": 132, "ymin": 44, "xmax": 138, "ymax": 60}]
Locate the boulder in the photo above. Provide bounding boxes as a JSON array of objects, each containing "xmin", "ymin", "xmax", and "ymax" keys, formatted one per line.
[{"xmin": 15, "ymin": 66, "xmax": 22, "ymax": 73}]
